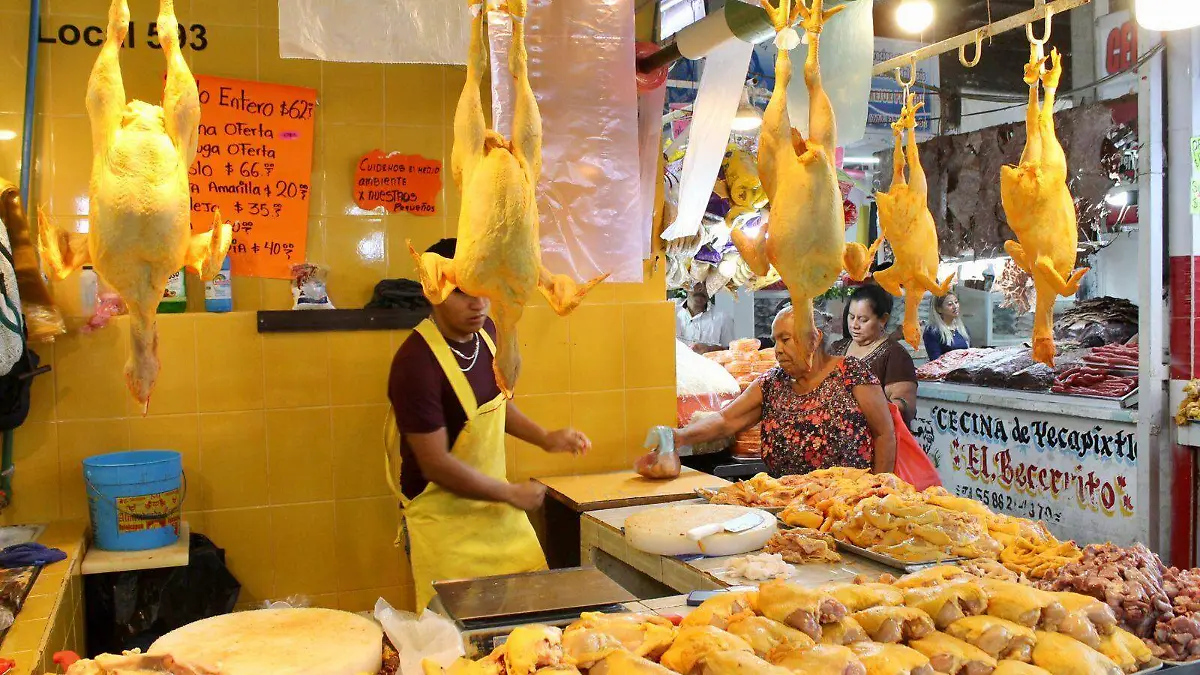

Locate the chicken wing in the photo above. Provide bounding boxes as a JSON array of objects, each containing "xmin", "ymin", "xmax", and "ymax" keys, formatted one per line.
[
  {"xmin": 767, "ymin": 643, "xmax": 867, "ymax": 675},
  {"xmin": 820, "ymin": 617, "xmax": 870, "ymax": 645},
  {"xmin": 851, "ymin": 607, "xmax": 935, "ymax": 643},
  {"xmin": 903, "ymin": 582, "xmax": 989, "ymax": 629},
  {"xmin": 871, "ymin": 93, "xmax": 954, "ymax": 348},
  {"xmin": 849, "ymin": 642, "xmax": 936, "ymax": 675},
  {"xmin": 731, "ymin": 0, "xmax": 875, "ymax": 370},
  {"xmin": 725, "ymin": 615, "xmax": 814, "ymax": 658},
  {"xmin": 659, "ymin": 626, "xmax": 752, "ymax": 675},
  {"xmin": 758, "ymin": 580, "xmax": 848, "ymax": 639},
  {"xmin": 979, "ymin": 580, "xmax": 1066, "ymax": 629},
  {"xmin": 1031, "ymin": 631, "xmax": 1122, "ymax": 675},
  {"xmin": 566, "ymin": 613, "xmax": 678, "ymax": 661},
  {"xmin": 998, "ymin": 46, "xmax": 1088, "ymax": 366},
  {"xmin": 681, "ymin": 593, "xmax": 759, "ymax": 631},
  {"xmin": 589, "ymin": 651, "xmax": 677, "ymax": 675},
  {"xmin": 409, "ymin": 0, "xmax": 607, "ymax": 397},
  {"xmin": 907, "ymin": 632, "xmax": 997, "ymax": 675},
  {"xmin": 946, "ymin": 616, "xmax": 1036, "ymax": 662},
  {"xmin": 823, "ymin": 583, "xmax": 904, "ymax": 613},
  {"xmin": 1096, "ymin": 629, "xmax": 1156, "ymax": 674}
]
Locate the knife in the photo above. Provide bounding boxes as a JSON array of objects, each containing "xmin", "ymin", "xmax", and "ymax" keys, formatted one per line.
[{"xmin": 686, "ymin": 512, "xmax": 763, "ymax": 541}]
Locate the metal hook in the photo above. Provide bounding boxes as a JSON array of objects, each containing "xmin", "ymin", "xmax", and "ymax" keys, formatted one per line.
[
  {"xmin": 1026, "ymin": 4, "xmax": 1053, "ymax": 46},
  {"xmin": 959, "ymin": 29, "xmax": 984, "ymax": 67},
  {"xmin": 894, "ymin": 56, "xmax": 917, "ymax": 89}
]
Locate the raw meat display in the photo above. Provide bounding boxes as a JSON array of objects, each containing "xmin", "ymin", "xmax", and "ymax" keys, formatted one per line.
[
  {"xmin": 763, "ymin": 529, "xmax": 841, "ymax": 564},
  {"xmin": 1053, "ymin": 298, "xmax": 1139, "ymax": 348},
  {"xmin": 916, "ymin": 349, "xmax": 989, "ymax": 381},
  {"xmin": 1081, "ymin": 342, "xmax": 1138, "ymax": 369},
  {"xmin": 1037, "ymin": 543, "xmax": 1171, "ymax": 639},
  {"xmin": 1156, "ymin": 566, "xmax": 1200, "ymax": 661},
  {"xmin": 996, "ymin": 258, "xmax": 1036, "ymax": 316},
  {"xmin": 1050, "ymin": 365, "xmax": 1136, "ymax": 398}
]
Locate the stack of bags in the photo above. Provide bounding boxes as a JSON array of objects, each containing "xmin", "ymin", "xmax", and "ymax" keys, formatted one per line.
[{"xmin": 704, "ymin": 339, "xmax": 778, "ymax": 458}]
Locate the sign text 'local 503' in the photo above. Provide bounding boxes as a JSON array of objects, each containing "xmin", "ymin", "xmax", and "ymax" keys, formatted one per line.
[{"xmin": 39, "ymin": 21, "xmax": 207, "ymax": 51}]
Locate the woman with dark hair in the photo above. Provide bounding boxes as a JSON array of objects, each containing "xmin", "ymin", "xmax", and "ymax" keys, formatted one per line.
[{"xmin": 829, "ymin": 284, "xmax": 918, "ymax": 423}]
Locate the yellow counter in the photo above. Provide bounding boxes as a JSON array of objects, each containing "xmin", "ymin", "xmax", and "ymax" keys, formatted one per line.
[{"xmin": 0, "ymin": 522, "xmax": 86, "ymax": 675}]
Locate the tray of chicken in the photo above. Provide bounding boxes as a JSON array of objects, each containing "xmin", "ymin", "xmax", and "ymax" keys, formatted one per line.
[{"xmin": 832, "ymin": 540, "xmax": 968, "ymax": 574}]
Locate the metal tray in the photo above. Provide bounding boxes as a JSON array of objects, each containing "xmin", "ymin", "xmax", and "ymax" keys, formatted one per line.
[
  {"xmin": 1133, "ymin": 661, "xmax": 1164, "ymax": 675},
  {"xmin": 693, "ymin": 487, "xmax": 786, "ymax": 514},
  {"xmin": 1054, "ymin": 385, "xmax": 1139, "ymax": 407},
  {"xmin": 833, "ymin": 539, "xmax": 965, "ymax": 573}
]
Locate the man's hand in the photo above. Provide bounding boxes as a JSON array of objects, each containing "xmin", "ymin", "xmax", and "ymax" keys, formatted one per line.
[
  {"xmin": 505, "ymin": 480, "xmax": 546, "ymax": 511},
  {"xmin": 542, "ymin": 428, "xmax": 591, "ymax": 455}
]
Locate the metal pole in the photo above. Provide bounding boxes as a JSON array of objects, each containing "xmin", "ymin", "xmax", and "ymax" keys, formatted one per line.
[{"xmin": 19, "ymin": 0, "xmax": 41, "ymax": 208}]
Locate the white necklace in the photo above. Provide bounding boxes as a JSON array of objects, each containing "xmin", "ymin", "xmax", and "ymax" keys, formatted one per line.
[{"xmin": 447, "ymin": 334, "xmax": 481, "ymax": 371}]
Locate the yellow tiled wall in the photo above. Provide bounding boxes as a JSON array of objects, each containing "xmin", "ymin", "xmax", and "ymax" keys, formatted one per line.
[{"xmin": 0, "ymin": 1, "xmax": 675, "ymax": 612}]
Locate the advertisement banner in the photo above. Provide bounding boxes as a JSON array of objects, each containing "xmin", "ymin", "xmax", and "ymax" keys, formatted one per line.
[{"xmin": 868, "ymin": 38, "xmax": 939, "ymax": 137}]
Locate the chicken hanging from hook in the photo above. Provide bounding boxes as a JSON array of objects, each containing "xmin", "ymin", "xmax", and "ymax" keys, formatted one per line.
[{"xmin": 732, "ymin": 0, "xmax": 876, "ymax": 370}]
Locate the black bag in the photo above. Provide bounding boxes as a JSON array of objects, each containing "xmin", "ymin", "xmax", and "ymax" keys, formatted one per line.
[
  {"xmin": 364, "ymin": 279, "xmax": 433, "ymax": 312},
  {"xmin": 0, "ymin": 346, "xmax": 39, "ymax": 433}
]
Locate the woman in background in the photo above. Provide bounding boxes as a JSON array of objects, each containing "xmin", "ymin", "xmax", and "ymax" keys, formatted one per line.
[
  {"xmin": 830, "ymin": 285, "xmax": 918, "ymax": 424},
  {"xmin": 923, "ymin": 292, "xmax": 970, "ymax": 360}
]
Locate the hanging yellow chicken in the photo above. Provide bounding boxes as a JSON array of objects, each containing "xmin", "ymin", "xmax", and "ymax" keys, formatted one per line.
[
  {"xmin": 732, "ymin": 0, "xmax": 876, "ymax": 368},
  {"xmin": 37, "ymin": 0, "xmax": 232, "ymax": 410},
  {"xmin": 872, "ymin": 94, "xmax": 955, "ymax": 349},
  {"xmin": 409, "ymin": 0, "xmax": 608, "ymax": 398},
  {"xmin": 999, "ymin": 46, "xmax": 1088, "ymax": 366}
]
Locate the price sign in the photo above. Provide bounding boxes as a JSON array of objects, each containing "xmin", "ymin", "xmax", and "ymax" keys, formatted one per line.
[
  {"xmin": 353, "ymin": 150, "xmax": 442, "ymax": 215},
  {"xmin": 187, "ymin": 75, "xmax": 317, "ymax": 279}
]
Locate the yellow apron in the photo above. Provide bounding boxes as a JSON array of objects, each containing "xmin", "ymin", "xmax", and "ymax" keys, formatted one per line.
[{"xmin": 385, "ymin": 319, "xmax": 547, "ymax": 610}]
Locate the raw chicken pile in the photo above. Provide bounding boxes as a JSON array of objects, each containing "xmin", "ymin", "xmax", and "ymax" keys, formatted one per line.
[
  {"xmin": 1158, "ymin": 567, "xmax": 1200, "ymax": 661},
  {"xmin": 1037, "ymin": 544, "xmax": 1170, "ymax": 640},
  {"xmin": 728, "ymin": 553, "xmax": 796, "ymax": 582}
]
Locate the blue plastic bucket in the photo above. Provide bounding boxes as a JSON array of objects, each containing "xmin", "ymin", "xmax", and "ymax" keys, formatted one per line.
[{"xmin": 83, "ymin": 451, "xmax": 184, "ymax": 552}]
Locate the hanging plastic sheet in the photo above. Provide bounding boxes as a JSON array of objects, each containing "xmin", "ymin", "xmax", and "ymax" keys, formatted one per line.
[
  {"xmin": 638, "ymin": 85, "xmax": 667, "ymax": 260},
  {"xmin": 660, "ymin": 38, "xmax": 755, "ymax": 241},
  {"xmin": 487, "ymin": 0, "xmax": 644, "ymax": 282},
  {"xmin": 278, "ymin": 0, "xmax": 470, "ymax": 64}
]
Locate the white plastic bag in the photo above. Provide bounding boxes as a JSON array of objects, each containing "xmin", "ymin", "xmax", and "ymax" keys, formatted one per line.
[{"xmin": 374, "ymin": 599, "xmax": 464, "ymax": 675}]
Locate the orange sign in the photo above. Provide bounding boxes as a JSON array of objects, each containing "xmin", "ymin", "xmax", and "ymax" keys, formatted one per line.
[
  {"xmin": 187, "ymin": 75, "xmax": 317, "ymax": 279},
  {"xmin": 354, "ymin": 150, "xmax": 442, "ymax": 216}
]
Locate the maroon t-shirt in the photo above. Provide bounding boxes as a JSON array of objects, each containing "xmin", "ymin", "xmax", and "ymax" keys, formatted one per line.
[{"xmin": 388, "ymin": 320, "xmax": 502, "ymax": 499}]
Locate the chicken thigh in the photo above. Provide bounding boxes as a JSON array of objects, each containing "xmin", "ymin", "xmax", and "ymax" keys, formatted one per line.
[
  {"xmin": 38, "ymin": 0, "xmax": 232, "ymax": 410},
  {"xmin": 946, "ymin": 616, "xmax": 1036, "ymax": 663},
  {"xmin": 851, "ymin": 607, "xmax": 935, "ymax": 643},
  {"xmin": 409, "ymin": 0, "xmax": 607, "ymax": 398},
  {"xmin": 903, "ymin": 582, "xmax": 989, "ymax": 629},
  {"xmin": 907, "ymin": 632, "xmax": 997, "ymax": 675},
  {"xmin": 725, "ymin": 615, "xmax": 814, "ymax": 657},
  {"xmin": 1031, "ymin": 631, "xmax": 1122, "ymax": 675},
  {"xmin": 730, "ymin": 0, "xmax": 876, "ymax": 370},
  {"xmin": 758, "ymin": 580, "xmax": 848, "ymax": 640}
]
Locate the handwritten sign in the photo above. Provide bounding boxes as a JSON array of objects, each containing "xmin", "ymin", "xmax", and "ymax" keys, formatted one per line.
[
  {"xmin": 353, "ymin": 151, "xmax": 442, "ymax": 215},
  {"xmin": 912, "ymin": 402, "xmax": 1140, "ymax": 545},
  {"xmin": 188, "ymin": 75, "xmax": 317, "ymax": 279}
]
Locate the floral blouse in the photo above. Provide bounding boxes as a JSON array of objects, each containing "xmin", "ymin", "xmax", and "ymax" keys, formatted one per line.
[{"xmin": 759, "ymin": 357, "xmax": 879, "ymax": 477}]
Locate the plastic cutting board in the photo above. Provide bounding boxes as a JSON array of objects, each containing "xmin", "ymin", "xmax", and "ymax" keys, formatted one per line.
[{"xmin": 624, "ymin": 504, "xmax": 777, "ymax": 557}]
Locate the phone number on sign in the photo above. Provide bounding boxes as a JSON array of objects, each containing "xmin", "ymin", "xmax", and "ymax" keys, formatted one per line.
[{"xmin": 954, "ymin": 485, "xmax": 1061, "ymax": 524}]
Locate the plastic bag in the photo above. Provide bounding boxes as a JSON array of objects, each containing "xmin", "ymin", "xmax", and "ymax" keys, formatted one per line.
[
  {"xmin": 635, "ymin": 427, "xmax": 682, "ymax": 479},
  {"xmin": 374, "ymin": 599, "xmax": 464, "ymax": 675},
  {"xmin": 83, "ymin": 533, "xmax": 241, "ymax": 656},
  {"xmin": 81, "ymin": 292, "xmax": 127, "ymax": 334},
  {"xmin": 257, "ymin": 595, "xmax": 311, "ymax": 610},
  {"xmin": 890, "ymin": 404, "xmax": 941, "ymax": 491},
  {"xmin": 290, "ymin": 263, "xmax": 335, "ymax": 310}
]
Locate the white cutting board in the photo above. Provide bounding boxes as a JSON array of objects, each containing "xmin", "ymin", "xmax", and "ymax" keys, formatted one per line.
[
  {"xmin": 150, "ymin": 608, "xmax": 382, "ymax": 675},
  {"xmin": 624, "ymin": 504, "xmax": 776, "ymax": 557}
]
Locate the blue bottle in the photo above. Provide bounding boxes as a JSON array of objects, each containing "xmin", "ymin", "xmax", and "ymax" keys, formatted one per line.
[{"xmin": 204, "ymin": 257, "xmax": 233, "ymax": 313}]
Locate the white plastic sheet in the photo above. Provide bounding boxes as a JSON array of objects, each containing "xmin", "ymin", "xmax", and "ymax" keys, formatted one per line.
[
  {"xmin": 277, "ymin": 0, "xmax": 470, "ymax": 64},
  {"xmin": 487, "ymin": 0, "xmax": 644, "ymax": 282},
  {"xmin": 638, "ymin": 85, "xmax": 668, "ymax": 260},
  {"xmin": 374, "ymin": 599, "xmax": 464, "ymax": 675},
  {"xmin": 660, "ymin": 38, "xmax": 755, "ymax": 241}
]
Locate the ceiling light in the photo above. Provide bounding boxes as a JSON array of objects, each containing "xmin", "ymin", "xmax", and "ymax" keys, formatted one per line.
[
  {"xmin": 844, "ymin": 156, "xmax": 881, "ymax": 165},
  {"xmin": 731, "ymin": 88, "xmax": 762, "ymax": 132},
  {"xmin": 1135, "ymin": 0, "xmax": 1200, "ymax": 31},
  {"xmin": 895, "ymin": 0, "xmax": 934, "ymax": 34},
  {"xmin": 0, "ymin": 130, "xmax": 16, "ymax": 141}
]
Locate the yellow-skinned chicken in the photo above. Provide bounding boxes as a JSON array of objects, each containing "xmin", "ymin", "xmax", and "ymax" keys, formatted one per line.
[
  {"xmin": 907, "ymin": 632, "xmax": 997, "ymax": 675},
  {"xmin": 768, "ymin": 643, "xmax": 867, "ymax": 675},
  {"xmin": 660, "ymin": 626, "xmax": 752, "ymax": 675},
  {"xmin": 409, "ymin": 0, "xmax": 608, "ymax": 398},
  {"xmin": 725, "ymin": 615, "xmax": 814, "ymax": 657},
  {"xmin": 590, "ymin": 651, "xmax": 677, "ymax": 675},
  {"xmin": 999, "ymin": 46, "xmax": 1089, "ymax": 366},
  {"xmin": 849, "ymin": 642, "xmax": 936, "ymax": 675},
  {"xmin": 731, "ymin": 0, "xmax": 876, "ymax": 369},
  {"xmin": 758, "ymin": 580, "xmax": 848, "ymax": 640},
  {"xmin": 1031, "ymin": 631, "xmax": 1122, "ymax": 675},
  {"xmin": 820, "ymin": 617, "xmax": 870, "ymax": 645},
  {"xmin": 1096, "ymin": 629, "xmax": 1157, "ymax": 674},
  {"xmin": 902, "ymin": 582, "xmax": 989, "ymax": 629},
  {"xmin": 822, "ymin": 583, "xmax": 904, "ymax": 613},
  {"xmin": 37, "ymin": 0, "xmax": 232, "ymax": 411},
  {"xmin": 681, "ymin": 592, "xmax": 759, "ymax": 630},
  {"xmin": 851, "ymin": 607, "xmax": 936, "ymax": 644},
  {"xmin": 871, "ymin": 94, "xmax": 954, "ymax": 348},
  {"xmin": 565, "ymin": 613, "xmax": 678, "ymax": 661}
]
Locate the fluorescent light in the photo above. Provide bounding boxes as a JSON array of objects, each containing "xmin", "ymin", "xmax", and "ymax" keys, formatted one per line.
[
  {"xmin": 895, "ymin": 0, "xmax": 934, "ymax": 34},
  {"xmin": 1135, "ymin": 0, "xmax": 1200, "ymax": 31},
  {"xmin": 844, "ymin": 156, "xmax": 881, "ymax": 165},
  {"xmin": 0, "ymin": 130, "xmax": 16, "ymax": 141},
  {"xmin": 731, "ymin": 89, "xmax": 762, "ymax": 132}
]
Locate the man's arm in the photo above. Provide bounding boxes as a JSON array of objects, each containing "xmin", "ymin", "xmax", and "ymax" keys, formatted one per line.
[
  {"xmin": 506, "ymin": 403, "xmax": 591, "ymax": 455},
  {"xmin": 406, "ymin": 428, "xmax": 516, "ymax": 503}
]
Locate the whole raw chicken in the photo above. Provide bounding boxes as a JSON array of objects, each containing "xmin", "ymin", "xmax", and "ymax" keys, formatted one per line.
[
  {"xmin": 731, "ymin": 0, "xmax": 875, "ymax": 370},
  {"xmin": 409, "ymin": 0, "xmax": 608, "ymax": 398},
  {"xmin": 999, "ymin": 45, "xmax": 1088, "ymax": 366},
  {"xmin": 871, "ymin": 94, "xmax": 954, "ymax": 348},
  {"xmin": 38, "ymin": 0, "xmax": 231, "ymax": 410},
  {"xmin": 66, "ymin": 651, "xmax": 214, "ymax": 675}
]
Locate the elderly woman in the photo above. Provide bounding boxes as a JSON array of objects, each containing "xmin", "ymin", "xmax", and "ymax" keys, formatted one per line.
[
  {"xmin": 830, "ymin": 285, "xmax": 918, "ymax": 424},
  {"xmin": 664, "ymin": 306, "xmax": 896, "ymax": 476}
]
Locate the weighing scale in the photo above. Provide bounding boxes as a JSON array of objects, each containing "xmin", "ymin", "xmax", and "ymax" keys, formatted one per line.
[{"xmin": 432, "ymin": 567, "xmax": 638, "ymax": 657}]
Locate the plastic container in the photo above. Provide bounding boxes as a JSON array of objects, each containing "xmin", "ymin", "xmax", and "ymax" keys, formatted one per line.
[
  {"xmin": 204, "ymin": 257, "xmax": 232, "ymax": 313},
  {"xmin": 83, "ymin": 451, "xmax": 184, "ymax": 551},
  {"xmin": 158, "ymin": 270, "xmax": 187, "ymax": 314}
]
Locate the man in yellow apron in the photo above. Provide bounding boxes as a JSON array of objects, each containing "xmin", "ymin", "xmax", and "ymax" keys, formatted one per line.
[{"xmin": 387, "ymin": 238, "xmax": 591, "ymax": 610}]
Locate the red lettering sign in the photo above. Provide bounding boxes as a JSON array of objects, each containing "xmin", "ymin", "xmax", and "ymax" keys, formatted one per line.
[
  {"xmin": 354, "ymin": 150, "xmax": 442, "ymax": 216},
  {"xmin": 1105, "ymin": 20, "xmax": 1137, "ymax": 76}
]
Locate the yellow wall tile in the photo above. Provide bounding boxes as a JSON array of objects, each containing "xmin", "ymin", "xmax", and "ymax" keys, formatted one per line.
[
  {"xmin": 198, "ymin": 411, "xmax": 268, "ymax": 509},
  {"xmin": 256, "ymin": 28, "xmax": 321, "ymax": 90},
  {"xmin": 323, "ymin": 126, "xmax": 385, "ymax": 217},
  {"xmin": 262, "ymin": 333, "xmax": 331, "ymax": 408},
  {"xmin": 189, "ymin": 25, "xmax": 260, "ymax": 80},
  {"xmin": 623, "ymin": 388, "xmax": 676, "ymax": 464},
  {"xmin": 325, "ymin": 215, "xmax": 387, "ymax": 308},
  {"xmin": 1, "ymin": 423, "xmax": 60, "ymax": 525},
  {"xmin": 623, "ymin": 302, "xmax": 676, "ymax": 390},
  {"xmin": 266, "ymin": 408, "xmax": 334, "ymax": 504},
  {"xmin": 328, "ymin": 332, "xmax": 392, "ymax": 406},
  {"xmin": 58, "ymin": 419, "xmax": 130, "ymax": 521},
  {"xmin": 332, "ymin": 405, "xmax": 390, "ymax": 499},
  {"xmin": 128, "ymin": 414, "xmax": 202, "ymax": 511},
  {"xmin": 271, "ymin": 502, "xmax": 337, "ymax": 596},
  {"xmin": 570, "ymin": 391, "xmax": 628, "ymax": 475},
  {"xmin": 322, "ymin": 63, "xmax": 385, "ymax": 126},
  {"xmin": 385, "ymin": 67, "xmax": 446, "ymax": 128},
  {"xmin": 339, "ymin": 585, "xmax": 413, "ymax": 614},
  {"xmin": 195, "ymin": 313, "xmax": 264, "ymax": 412},
  {"xmin": 129, "ymin": 314, "xmax": 199, "ymax": 416},
  {"xmin": 515, "ymin": 306, "xmax": 571, "ymax": 396},
  {"xmin": 509, "ymin": 394, "xmax": 574, "ymax": 482},
  {"xmin": 189, "ymin": 0, "xmax": 261, "ymax": 26},
  {"xmin": 25, "ymin": 345, "xmax": 55, "ymax": 425},
  {"xmin": 200, "ymin": 507, "xmax": 274, "ymax": 604},
  {"xmin": 54, "ymin": 320, "xmax": 129, "ymax": 420},
  {"xmin": 568, "ymin": 304, "xmax": 624, "ymax": 392},
  {"xmin": 335, "ymin": 497, "xmax": 408, "ymax": 591}
]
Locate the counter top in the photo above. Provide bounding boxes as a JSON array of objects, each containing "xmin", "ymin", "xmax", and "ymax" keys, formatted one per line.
[
  {"xmin": 538, "ymin": 469, "xmax": 730, "ymax": 512},
  {"xmin": 917, "ymin": 381, "xmax": 1138, "ymax": 423},
  {"xmin": 0, "ymin": 521, "xmax": 86, "ymax": 675}
]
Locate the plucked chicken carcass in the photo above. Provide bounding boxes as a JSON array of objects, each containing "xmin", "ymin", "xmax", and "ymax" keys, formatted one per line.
[
  {"xmin": 993, "ymin": 663, "xmax": 1051, "ymax": 675},
  {"xmin": 820, "ymin": 617, "xmax": 870, "ymax": 645},
  {"xmin": 894, "ymin": 566, "xmax": 975, "ymax": 590},
  {"xmin": 758, "ymin": 580, "xmax": 848, "ymax": 640},
  {"xmin": 725, "ymin": 615, "xmax": 814, "ymax": 657},
  {"xmin": 767, "ymin": 643, "xmax": 866, "ymax": 675},
  {"xmin": 589, "ymin": 651, "xmax": 678, "ymax": 675},
  {"xmin": 681, "ymin": 592, "xmax": 759, "ymax": 630},
  {"xmin": 871, "ymin": 94, "xmax": 954, "ymax": 348},
  {"xmin": 504, "ymin": 625, "xmax": 571, "ymax": 675},
  {"xmin": 823, "ymin": 583, "xmax": 904, "ymax": 613},
  {"xmin": 731, "ymin": 0, "xmax": 876, "ymax": 369},
  {"xmin": 978, "ymin": 580, "xmax": 1067, "ymax": 629},
  {"xmin": 1031, "ymin": 631, "xmax": 1122, "ymax": 675},
  {"xmin": 849, "ymin": 642, "xmax": 936, "ymax": 675},
  {"xmin": 1096, "ymin": 629, "xmax": 1157, "ymax": 673},
  {"xmin": 851, "ymin": 607, "xmax": 936, "ymax": 643},
  {"xmin": 659, "ymin": 626, "xmax": 752, "ymax": 675},
  {"xmin": 66, "ymin": 652, "xmax": 214, "ymax": 675},
  {"xmin": 696, "ymin": 648, "xmax": 793, "ymax": 675},
  {"xmin": 38, "ymin": 0, "xmax": 231, "ymax": 409},
  {"xmin": 565, "ymin": 613, "xmax": 678, "ymax": 661},
  {"xmin": 998, "ymin": 46, "xmax": 1089, "ymax": 366},
  {"xmin": 409, "ymin": 0, "xmax": 607, "ymax": 398},
  {"xmin": 1054, "ymin": 592, "xmax": 1118, "ymax": 649},
  {"xmin": 945, "ymin": 616, "xmax": 1036, "ymax": 662},
  {"xmin": 907, "ymin": 632, "xmax": 997, "ymax": 675},
  {"xmin": 903, "ymin": 582, "xmax": 990, "ymax": 629}
]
